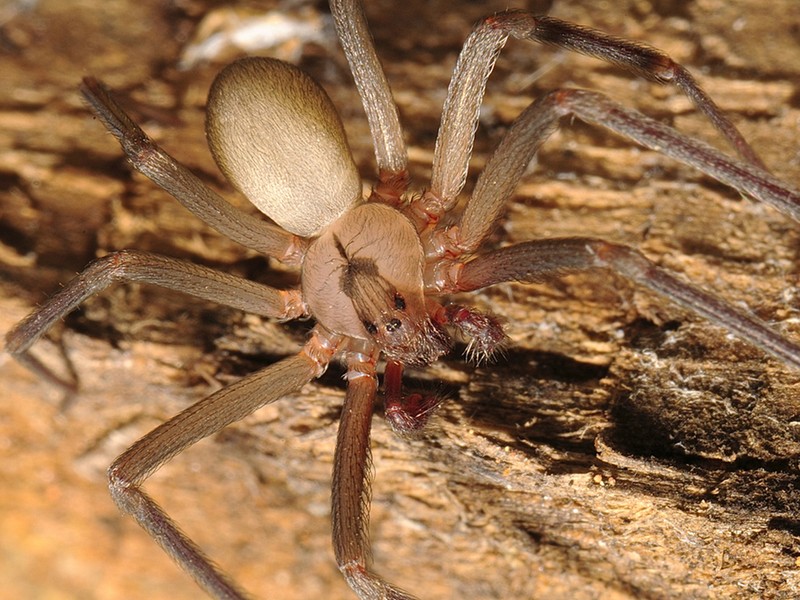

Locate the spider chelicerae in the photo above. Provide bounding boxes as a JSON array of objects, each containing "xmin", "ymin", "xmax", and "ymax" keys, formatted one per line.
[{"xmin": 6, "ymin": 1, "xmax": 800, "ymax": 599}]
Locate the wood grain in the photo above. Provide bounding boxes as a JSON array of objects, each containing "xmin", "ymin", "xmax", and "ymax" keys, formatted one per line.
[{"xmin": 2, "ymin": 0, "xmax": 800, "ymax": 598}]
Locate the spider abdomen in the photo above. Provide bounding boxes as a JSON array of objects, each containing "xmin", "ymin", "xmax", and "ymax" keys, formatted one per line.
[{"xmin": 206, "ymin": 57, "xmax": 361, "ymax": 237}]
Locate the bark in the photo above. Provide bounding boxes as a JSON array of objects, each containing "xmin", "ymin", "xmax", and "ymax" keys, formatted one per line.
[{"xmin": 2, "ymin": 0, "xmax": 800, "ymax": 599}]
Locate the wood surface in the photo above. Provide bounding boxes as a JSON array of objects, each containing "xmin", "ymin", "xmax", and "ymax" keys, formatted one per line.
[{"xmin": 2, "ymin": 0, "xmax": 800, "ymax": 598}]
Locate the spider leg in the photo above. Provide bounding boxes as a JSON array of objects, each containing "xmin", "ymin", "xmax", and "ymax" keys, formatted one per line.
[
  {"xmin": 502, "ymin": 13, "xmax": 764, "ymax": 168},
  {"xmin": 418, "ymin": 10, "xmax": 765, "ymax": 222},
  {"xmin": 329, "ymin": 0, "xmax": 409, "ymax": 202},
  {"xmin": 80, "ymin": 78, "xmax": 307, "ymax": 264},
  {"xmin": 108, "ymin": 330, "xmax": 334, "ymax": 600},
  {"xmin": 5, "ymin": 249, "xmax": 305, "ymax": 389},
  {"xmin": 332, "ymin": 349, "xmax": 417, "ymax": 599},
  {"xmin": 427, "ymin": 88, "xmax": 800, "ymax": 256},
  {"xmin": 438, "ymin": 237, "xmax": 800, "ymax": 371}
]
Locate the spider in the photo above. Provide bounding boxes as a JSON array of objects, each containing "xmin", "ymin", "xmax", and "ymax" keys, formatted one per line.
[{"xmin": 6, "ymin": 0, "xmax": 800, "ymax": 598}]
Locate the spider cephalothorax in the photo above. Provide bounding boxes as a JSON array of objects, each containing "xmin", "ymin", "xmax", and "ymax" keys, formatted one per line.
[{"xmin": 302, "ymin": 200, "xmax": 452, "ymax": 367}]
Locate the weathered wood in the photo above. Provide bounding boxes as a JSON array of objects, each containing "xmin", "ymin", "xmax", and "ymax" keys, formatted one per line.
[{"xmin": 2, "ymin": 0, "xmax": 800, "ymax": 598}]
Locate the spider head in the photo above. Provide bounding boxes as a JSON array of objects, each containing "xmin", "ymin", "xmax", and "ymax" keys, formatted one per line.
[
  {"xmin": 375, "ymin": 315, "xmax": 451, "ymax": 368},
  {"xmin": 349, "ymin": 282, "xmax": 451, "ymax": 368}
]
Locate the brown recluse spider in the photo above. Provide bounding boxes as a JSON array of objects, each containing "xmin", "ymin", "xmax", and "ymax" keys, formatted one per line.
[{"xmin": 6, "ymin": 1, "xmax": 800, "ymax": 598}]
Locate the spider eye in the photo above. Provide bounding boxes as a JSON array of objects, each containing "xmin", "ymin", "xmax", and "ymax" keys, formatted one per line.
[
  {"xmin": 363, "ymin": 321, "xmax": 378, "ymax": 335},
  {"xmin": 393, "ymin": 293, "xmax": 406, "ymax": 310},
  {"xmin": 385, "ymin": 318, "xmax": 402, "ymax": 333}
]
